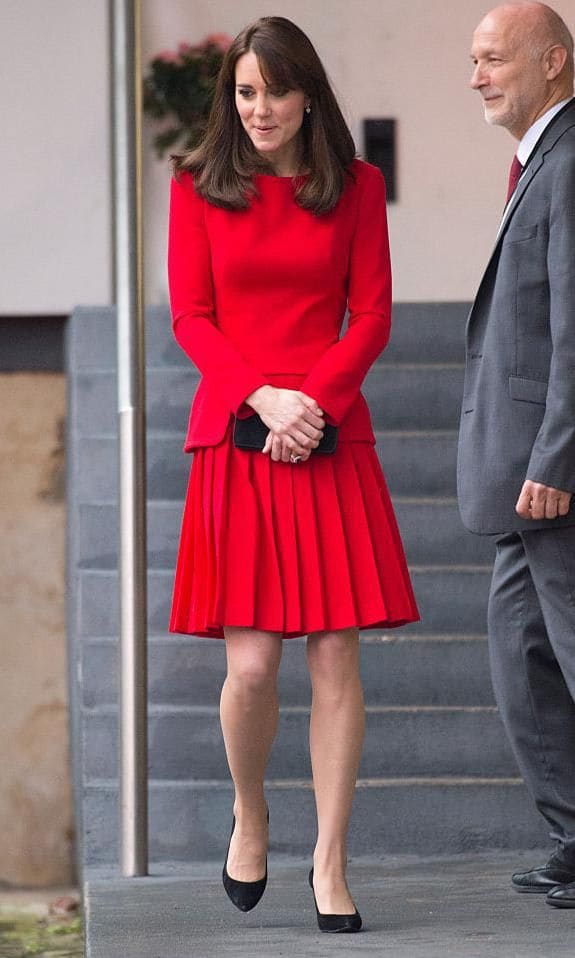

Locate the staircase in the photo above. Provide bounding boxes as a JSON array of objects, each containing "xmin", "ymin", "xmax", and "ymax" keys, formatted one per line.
[{"xmin": 67, "ymin": 303, "xmax": 547, "ymax": 878}]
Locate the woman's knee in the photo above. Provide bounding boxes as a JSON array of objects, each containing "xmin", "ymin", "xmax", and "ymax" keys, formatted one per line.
[
  {"xmin": 307, "ymin": 629, "xmax": 361, "ymax": 692},
  {"xmin": 224, "ymin": 629, "xmax": 281, "ymax": 696}
]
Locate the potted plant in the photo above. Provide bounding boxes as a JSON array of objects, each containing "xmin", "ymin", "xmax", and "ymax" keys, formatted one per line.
[{"xmin": 143, "ymin": 33, "xmax": 232, "ymax": 157}]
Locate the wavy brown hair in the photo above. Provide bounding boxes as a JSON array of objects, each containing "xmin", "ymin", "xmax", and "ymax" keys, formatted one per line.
[{"xmin": 172, "ymin": 16, "xmax": 356, "ymax": 215}]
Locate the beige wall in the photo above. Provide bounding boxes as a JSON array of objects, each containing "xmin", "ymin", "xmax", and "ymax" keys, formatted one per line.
[
  {"xmin": 1, "ymin": 2, "xmax": 573, "ymax": 310},
  {"xmin": 0, "ymin": 1, "xmax": 112, "ymax": 314},
  {"xmin": 142, "ymin": 0, "xmax": 575, "ymax": 303},
  {"xmin": 0, "ymin": 374, "xmax": 72, "ymax": 886}
]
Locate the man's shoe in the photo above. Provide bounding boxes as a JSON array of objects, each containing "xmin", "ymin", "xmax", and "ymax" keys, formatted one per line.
[
  {"xmin": 512, "ymin": 853, "xmax": 575, "ymax": 894},
  {"xmin": 547, "ymin": 881, "xmax": 575, "ymax": 908}
]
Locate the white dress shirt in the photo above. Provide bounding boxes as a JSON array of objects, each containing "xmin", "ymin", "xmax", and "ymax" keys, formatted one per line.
[
  {"xmin": 499, "ymin": 97, "xmax": 574, "ymax": 230},
  {"xmin": 516, "ymin": 97, "xmax": 573, "ymax": 166}
]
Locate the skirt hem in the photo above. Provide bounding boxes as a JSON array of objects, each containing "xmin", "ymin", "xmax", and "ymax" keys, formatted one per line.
[{"xmin": 169, "ymin": 613, "xmax": 420, "ymax": 641}]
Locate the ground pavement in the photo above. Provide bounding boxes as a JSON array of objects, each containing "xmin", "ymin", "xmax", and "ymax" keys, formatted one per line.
[{"xmin": 85, "ymin": 850, "xmax": 575, "ymax": 958}]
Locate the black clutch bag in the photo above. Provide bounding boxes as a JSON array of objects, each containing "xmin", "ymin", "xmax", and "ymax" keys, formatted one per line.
[{"xmin": 233, "ymin": 414, "xmax": 338, "ymax": 455}]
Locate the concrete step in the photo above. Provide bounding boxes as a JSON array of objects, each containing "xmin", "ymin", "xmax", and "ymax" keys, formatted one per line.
[
  {"xmin": 74, "ymin": 430, "xmax": 459, "ymax": 503},
  {"xmin": 381, "ymin": 432, "xmax": 458, "ymax": 497},
  {"xmin": 68, "ymin": 306, "xmax": 185, "ymax": 371},
  {"xmin": 72, "ymin": 368, "xmax": 199, "ymax": 437},
  {"xmin": 82, "ymin": 634, "xmax": 494, "ymax": 709},
  {"xmin": 77, "ymin": 498, "xmax": 493, "ymax": 571},
  {"xmin": 70, "ymin": 303, "xmax": 518, "ymax": 887},
  {"xmin": 77, "ymin": 566, "xmax": 491, "ymax": 639},
  {"xmin": 409, "ymin": 566, "xmax": 491, "ymax": 634},
  {"xmin": 395, "ymin": 499, "xmax": 493, "ymax": 565},
  {"xmin": 71, "ymin": 363, "xmax": 465, "ymax": 437},
  {"xmin": 83, "ymin": 777, "xmax": 547, "ymax": 865},
  {"xmin": 387, "ymin": 302, "xmax": 468, "ymax": 363},
  {"xmin": 364, "ymin": 364, "xmax": 464, "ymax": 430},
  {"xmin": 84, "ymin": 705, "xmax": 516, "ymax": 781},
  {"xmin": 69, "ymin": 303, "xmax": 469, "ymax": 372}
]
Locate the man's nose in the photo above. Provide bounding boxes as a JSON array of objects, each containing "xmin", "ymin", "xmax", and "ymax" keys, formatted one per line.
[{"xmin": 470, "ymin": 64, "xmax": 486, "ymax": 89}]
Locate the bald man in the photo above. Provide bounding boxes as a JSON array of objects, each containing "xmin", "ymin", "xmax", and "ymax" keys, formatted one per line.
[{"xmin": 457, "ymin": 2, "xmax": 575, "ymax": 907}]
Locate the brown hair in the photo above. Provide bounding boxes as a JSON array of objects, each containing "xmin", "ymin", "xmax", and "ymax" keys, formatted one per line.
[{"xmin": 172, "ymin": 16, "xmax": 356, "ymax": 215}]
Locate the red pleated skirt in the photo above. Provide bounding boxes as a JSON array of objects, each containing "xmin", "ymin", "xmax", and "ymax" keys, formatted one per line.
[{"xmin": 170, "ymin": 429, "xmax": 419, "ymax": 639}]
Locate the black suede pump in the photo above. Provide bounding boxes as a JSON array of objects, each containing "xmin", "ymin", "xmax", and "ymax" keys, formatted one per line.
[
  {"xmin": 222, "ymin": 814, "xmax": 268, "ymax": 913},
  {"xmin": 308, "ymin": 868, "xmax": 362, "ymax": 933}
]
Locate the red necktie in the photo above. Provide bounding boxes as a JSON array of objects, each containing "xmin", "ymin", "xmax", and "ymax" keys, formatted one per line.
[{"xmin": 506, "ymin": 155, "xmax": 523, "ymax": 203}]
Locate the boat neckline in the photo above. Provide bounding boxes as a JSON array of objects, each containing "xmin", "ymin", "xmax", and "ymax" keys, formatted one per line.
[{"xmin": 256, "ymin": 172, "xmax": 309, "ymax": 180}]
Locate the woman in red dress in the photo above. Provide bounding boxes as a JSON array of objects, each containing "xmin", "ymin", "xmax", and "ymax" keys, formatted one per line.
[{"xmin": 168, "ymin": 16, "xmax": 419, "ymax": 932}]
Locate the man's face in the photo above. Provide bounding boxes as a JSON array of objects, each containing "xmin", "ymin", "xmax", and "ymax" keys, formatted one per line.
[{"xmin": 470, "ymin": 10, "xmax": 551, "ymax": 138}]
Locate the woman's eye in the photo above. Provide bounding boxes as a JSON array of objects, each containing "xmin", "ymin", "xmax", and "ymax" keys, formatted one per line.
[
  {"xmin": 237, "ymin": 89, "xmax": 254, "ymax": 98},
  {"xmin": 270, "ymin": 87, "xmax": 289, "ymax": 97}
]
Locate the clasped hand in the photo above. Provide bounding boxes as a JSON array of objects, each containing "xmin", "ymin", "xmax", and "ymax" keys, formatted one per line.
[
  {"xmin": 246, "ymin": 386, "xmax": 325, "ymax": 462},
  {"xmin": 515, "ymin": 480, "xmax": 572, "ymax": 520}
]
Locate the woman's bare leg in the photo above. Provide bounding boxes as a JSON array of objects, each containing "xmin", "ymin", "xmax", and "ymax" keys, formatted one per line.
[
  {"xmin": 221, "ymin": 627, "xmax": 283, "ymax": 881},
  {"xmin": 306, "ymin": 628, "xmax": 364, "ymax": 914}
]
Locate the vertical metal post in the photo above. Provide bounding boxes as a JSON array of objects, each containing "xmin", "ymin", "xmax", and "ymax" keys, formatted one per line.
[{"xmin": 112, "ymin": 0, "xmax": 148, "ymax": 876}]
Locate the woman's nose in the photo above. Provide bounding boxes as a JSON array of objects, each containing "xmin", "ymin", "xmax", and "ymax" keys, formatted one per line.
[{"xmin": 254, "ymin": 94, "xmax": 271, "ymax": 116}]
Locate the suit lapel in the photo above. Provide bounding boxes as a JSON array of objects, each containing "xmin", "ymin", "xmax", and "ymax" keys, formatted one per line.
[
  {"xmin": 466, "ymin": 100, "xmax": 575, "ymax": 338},
  {"xmin": 496, "ymin": 154, "xmax": 543, "ymax": 240}
]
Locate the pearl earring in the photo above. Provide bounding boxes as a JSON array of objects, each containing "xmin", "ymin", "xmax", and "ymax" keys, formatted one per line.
[{"xmin": 305, "ymin": 105, "xmax": 311, "ymax": 114}]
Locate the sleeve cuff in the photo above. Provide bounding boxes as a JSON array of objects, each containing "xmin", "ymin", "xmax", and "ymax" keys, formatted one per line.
[{"xmin": 226, "ymin": 372, "xmax": 269, "ymax": 417}]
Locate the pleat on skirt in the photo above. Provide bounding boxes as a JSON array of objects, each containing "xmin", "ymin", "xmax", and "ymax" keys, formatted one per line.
[{"xmin": 170, "ymin": 429, "xmax": 419, "ymax": 639}]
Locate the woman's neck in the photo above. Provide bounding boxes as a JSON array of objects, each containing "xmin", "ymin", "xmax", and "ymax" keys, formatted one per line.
[{"xmin": 266, "ymin": 138, "xmax": 305, "ymax": 178}]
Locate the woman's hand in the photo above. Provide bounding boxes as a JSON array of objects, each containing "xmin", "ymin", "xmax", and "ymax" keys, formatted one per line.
[{"xmin": 245, "ymin": 386, "xmax": 325, "ymax": 462}]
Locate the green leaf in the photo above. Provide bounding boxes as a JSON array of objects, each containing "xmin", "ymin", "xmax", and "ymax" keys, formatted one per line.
[{"xmin": 142, "ymin": 39, "xmax": 225, "ymax": 160}]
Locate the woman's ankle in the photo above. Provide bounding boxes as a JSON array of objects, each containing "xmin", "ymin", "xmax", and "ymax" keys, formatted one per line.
[
  {"xmin": 313, "ymin": 847, "xmax": 348, "ymax": 878},
  {"xmin": 233, "ymin": 794, "xmax": 268, "ymax": 823}
]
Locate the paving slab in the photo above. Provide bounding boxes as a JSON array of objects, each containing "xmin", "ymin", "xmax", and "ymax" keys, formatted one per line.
[{"xmin": 85, "ymin": 849, "xmax": 575, "ymax": 958}]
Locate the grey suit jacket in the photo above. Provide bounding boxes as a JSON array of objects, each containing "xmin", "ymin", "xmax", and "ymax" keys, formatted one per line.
[{"xmin": 457, "ymin": 99, "xmax": 575, "ymax": 535}]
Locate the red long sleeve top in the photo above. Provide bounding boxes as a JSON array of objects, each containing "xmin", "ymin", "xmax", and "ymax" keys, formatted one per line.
[{"xmin": 168, "ymin": 158, "xmax": 392, "ymax": 451}]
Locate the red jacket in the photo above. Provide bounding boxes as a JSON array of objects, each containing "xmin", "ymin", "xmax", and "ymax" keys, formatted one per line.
[{"xmin": 168, "ymin": 158, "xmax": 391, "ymax": 451}]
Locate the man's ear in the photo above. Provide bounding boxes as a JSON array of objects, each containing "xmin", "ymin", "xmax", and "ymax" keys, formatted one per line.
[{"xmin": 545, "ymin": 44, "xmax": 568, "ymax": 80}]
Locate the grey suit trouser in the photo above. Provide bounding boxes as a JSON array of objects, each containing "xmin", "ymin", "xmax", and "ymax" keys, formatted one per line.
[{"xmin": 488, "ymin": 526, "xmax": 575, "ymax": 852}]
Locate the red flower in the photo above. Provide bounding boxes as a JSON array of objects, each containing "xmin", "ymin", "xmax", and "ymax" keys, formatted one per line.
[
  {"xmin": 203, "ymin": 32, "xmax": 232, "ymax": 53},
  {"xmin": 156, "ymin": 50, "xmax": 180, "ymax": 63}
]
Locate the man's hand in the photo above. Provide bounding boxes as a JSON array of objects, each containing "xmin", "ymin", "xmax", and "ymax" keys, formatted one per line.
[{"xmin": 515, "ymin": 480, "xmax": 572, "ymax": 520}]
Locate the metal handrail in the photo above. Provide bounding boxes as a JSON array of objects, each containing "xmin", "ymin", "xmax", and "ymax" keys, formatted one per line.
[{"xmin": 112, "ymin": 0, "xmax": 149, "ymax": 877}]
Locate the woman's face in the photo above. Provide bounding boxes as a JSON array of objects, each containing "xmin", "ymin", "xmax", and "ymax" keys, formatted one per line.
[{"xmin": 235, "ymin": 50, "xmax": 309, "ymax": 174}]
